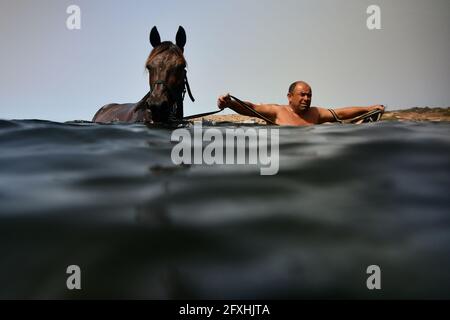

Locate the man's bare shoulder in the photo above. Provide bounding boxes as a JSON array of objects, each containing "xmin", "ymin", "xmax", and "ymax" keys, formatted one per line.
[{"xmin": 309, "ymin": 106, "xmax": 335, "ymax": 123}]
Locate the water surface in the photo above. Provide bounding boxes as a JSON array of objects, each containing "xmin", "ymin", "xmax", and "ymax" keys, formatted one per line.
[{"xmin": 0, "ymin": 119, "xmax": 449, "ymax": 299}]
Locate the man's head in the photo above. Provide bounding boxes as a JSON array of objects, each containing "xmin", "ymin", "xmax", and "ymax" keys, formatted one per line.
[{"xmin": 287, "ymin": 81, "xmax": 312, "ymax": 112}]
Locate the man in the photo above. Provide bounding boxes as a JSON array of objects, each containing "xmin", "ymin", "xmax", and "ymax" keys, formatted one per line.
[{"xmin": 217, "ymin": 81, "xmax": 385, "ymax": 126}]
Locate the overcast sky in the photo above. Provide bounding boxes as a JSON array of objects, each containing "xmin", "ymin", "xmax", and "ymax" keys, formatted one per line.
[{"xmin": 0, "ymin": 0, "xmax": 449, "ymax": 122}]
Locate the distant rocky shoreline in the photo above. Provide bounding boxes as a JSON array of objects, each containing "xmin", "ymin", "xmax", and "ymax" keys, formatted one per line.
[
  {"xmin": 189, "ymin": 107, "xmax": 450, "ymax": 124},
  {"xmin": 381, "ymin": 107, "xmax": 450, "ymax": 122}
]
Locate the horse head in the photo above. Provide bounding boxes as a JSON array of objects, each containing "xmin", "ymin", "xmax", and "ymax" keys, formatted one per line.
[{"xmin": 144, "ymin": 26, "xmax": 193, "ymax": 123}]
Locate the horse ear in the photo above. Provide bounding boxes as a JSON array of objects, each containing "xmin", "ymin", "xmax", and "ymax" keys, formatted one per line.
[
  {"xmin": 150, "ymin": 26, "xmax": 161, "ymax": 47},
  {"xmin": 175, "ymin": 26, "xmax": 186, "ymax": 51}
]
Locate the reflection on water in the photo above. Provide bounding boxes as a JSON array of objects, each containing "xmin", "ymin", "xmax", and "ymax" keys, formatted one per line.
[{"xmin": 0, "ymin": 119, "xmax": 449, "ymax": 298}]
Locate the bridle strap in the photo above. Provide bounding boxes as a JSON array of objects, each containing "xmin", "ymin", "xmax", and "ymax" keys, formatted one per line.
[
  {"xmin": 184, "ymin": 74, "xmax": 195, "ymax": 102},
  {"xmin": 154, "ymin": 80, "xmax": 166, "ymax": 87}
]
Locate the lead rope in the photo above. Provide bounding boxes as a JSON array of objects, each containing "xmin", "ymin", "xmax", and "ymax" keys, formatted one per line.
[
  {"xmin": 328, "ymin": 109, "xmax": 343, "ymax": 123},
  {"xmin": 228, "ymin": 95, "xmax": 277, "ymax": 125},
  {"xmin": 183, "ymin": 95, "xmax": 278, "ymax": 125},
  {"xmin": 328, "ymin": 108, "xmax": 383, "ymax": 124}
]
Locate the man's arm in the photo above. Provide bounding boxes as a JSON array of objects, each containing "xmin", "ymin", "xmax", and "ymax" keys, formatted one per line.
[
  {"xmin": 217, "ymin": 94, "xmax": 278, "ymax": 122},
  {"xmin": 317, "ymin": 105, "xmax": 385, "ymax": 123}
]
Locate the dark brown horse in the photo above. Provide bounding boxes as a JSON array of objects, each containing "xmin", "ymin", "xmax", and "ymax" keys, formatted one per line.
[{"xmin": 92, "ymin": 26, "xmax": 194, "ymax": 124}]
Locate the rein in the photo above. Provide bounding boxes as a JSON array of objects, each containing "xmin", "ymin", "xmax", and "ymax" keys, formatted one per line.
[
  {"xmin": 183, "ymin": 95, "xmax": 278, "ymax": 125},
  {"xmin": 183, "ymin": 73, "xmax": 195, "ymax": 102}
]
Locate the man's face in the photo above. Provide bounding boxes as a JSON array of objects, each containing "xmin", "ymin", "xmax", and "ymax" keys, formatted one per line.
[{"xmin": 288, "ymin": 83, "xmax": 312, "ymax": 111}]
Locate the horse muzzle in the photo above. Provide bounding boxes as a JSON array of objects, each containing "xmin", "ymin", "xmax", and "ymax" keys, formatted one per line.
[{"xmin": 146, "ymin": 99, "xmax": 177, "ymax": 123}]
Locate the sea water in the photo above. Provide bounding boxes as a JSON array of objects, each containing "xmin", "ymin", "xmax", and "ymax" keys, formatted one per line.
[{"xmin": 0, "ymin": 119, "xmax": 449, "ymax": 298}]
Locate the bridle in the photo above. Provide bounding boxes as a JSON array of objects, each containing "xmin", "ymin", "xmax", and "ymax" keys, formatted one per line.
[
  {"xmin": 182, "ymin": 73, "xmax": 195, "ymax": 103},
  {"xmin": 135, "ymin": 70, "xmax": 195, "ymax": 121}
]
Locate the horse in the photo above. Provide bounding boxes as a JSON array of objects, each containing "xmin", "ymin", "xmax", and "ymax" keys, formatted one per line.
[{"xmin": 92, "ymin": 26, "xmax": 195, "ymax": 124}]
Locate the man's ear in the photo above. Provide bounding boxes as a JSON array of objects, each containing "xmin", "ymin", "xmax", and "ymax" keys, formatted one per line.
[
  {"xmin": 150, "ymin": 26, "xmax": 161, "ymax": 47},
  {"xmin": 175, "ymin": 26, "xmax": 186, "ymax": 51}
]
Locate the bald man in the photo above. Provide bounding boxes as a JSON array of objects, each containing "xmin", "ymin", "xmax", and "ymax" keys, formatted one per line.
[{"xmin": 217, "ymin": 81, "xmax": 385, "ymax": 126}]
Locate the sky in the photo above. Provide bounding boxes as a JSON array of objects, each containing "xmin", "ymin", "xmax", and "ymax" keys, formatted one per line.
[{"xmin": 0, "ymin": 0, "xmax": 449, "ymax": 122}]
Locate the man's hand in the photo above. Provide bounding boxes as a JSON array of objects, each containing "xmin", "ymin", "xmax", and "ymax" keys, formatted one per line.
[
  {"xmin": 217, "ymin": 93, "xmax": 232, "ymax": 109},
  {"xmin": 369, "ymin": 105, "xmax": 385, "ymax": 113}
]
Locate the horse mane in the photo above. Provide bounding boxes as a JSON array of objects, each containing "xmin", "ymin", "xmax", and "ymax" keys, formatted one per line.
[{"xmin": 145, "ymin": 41, "xmax": 186, "ymax": 68}]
